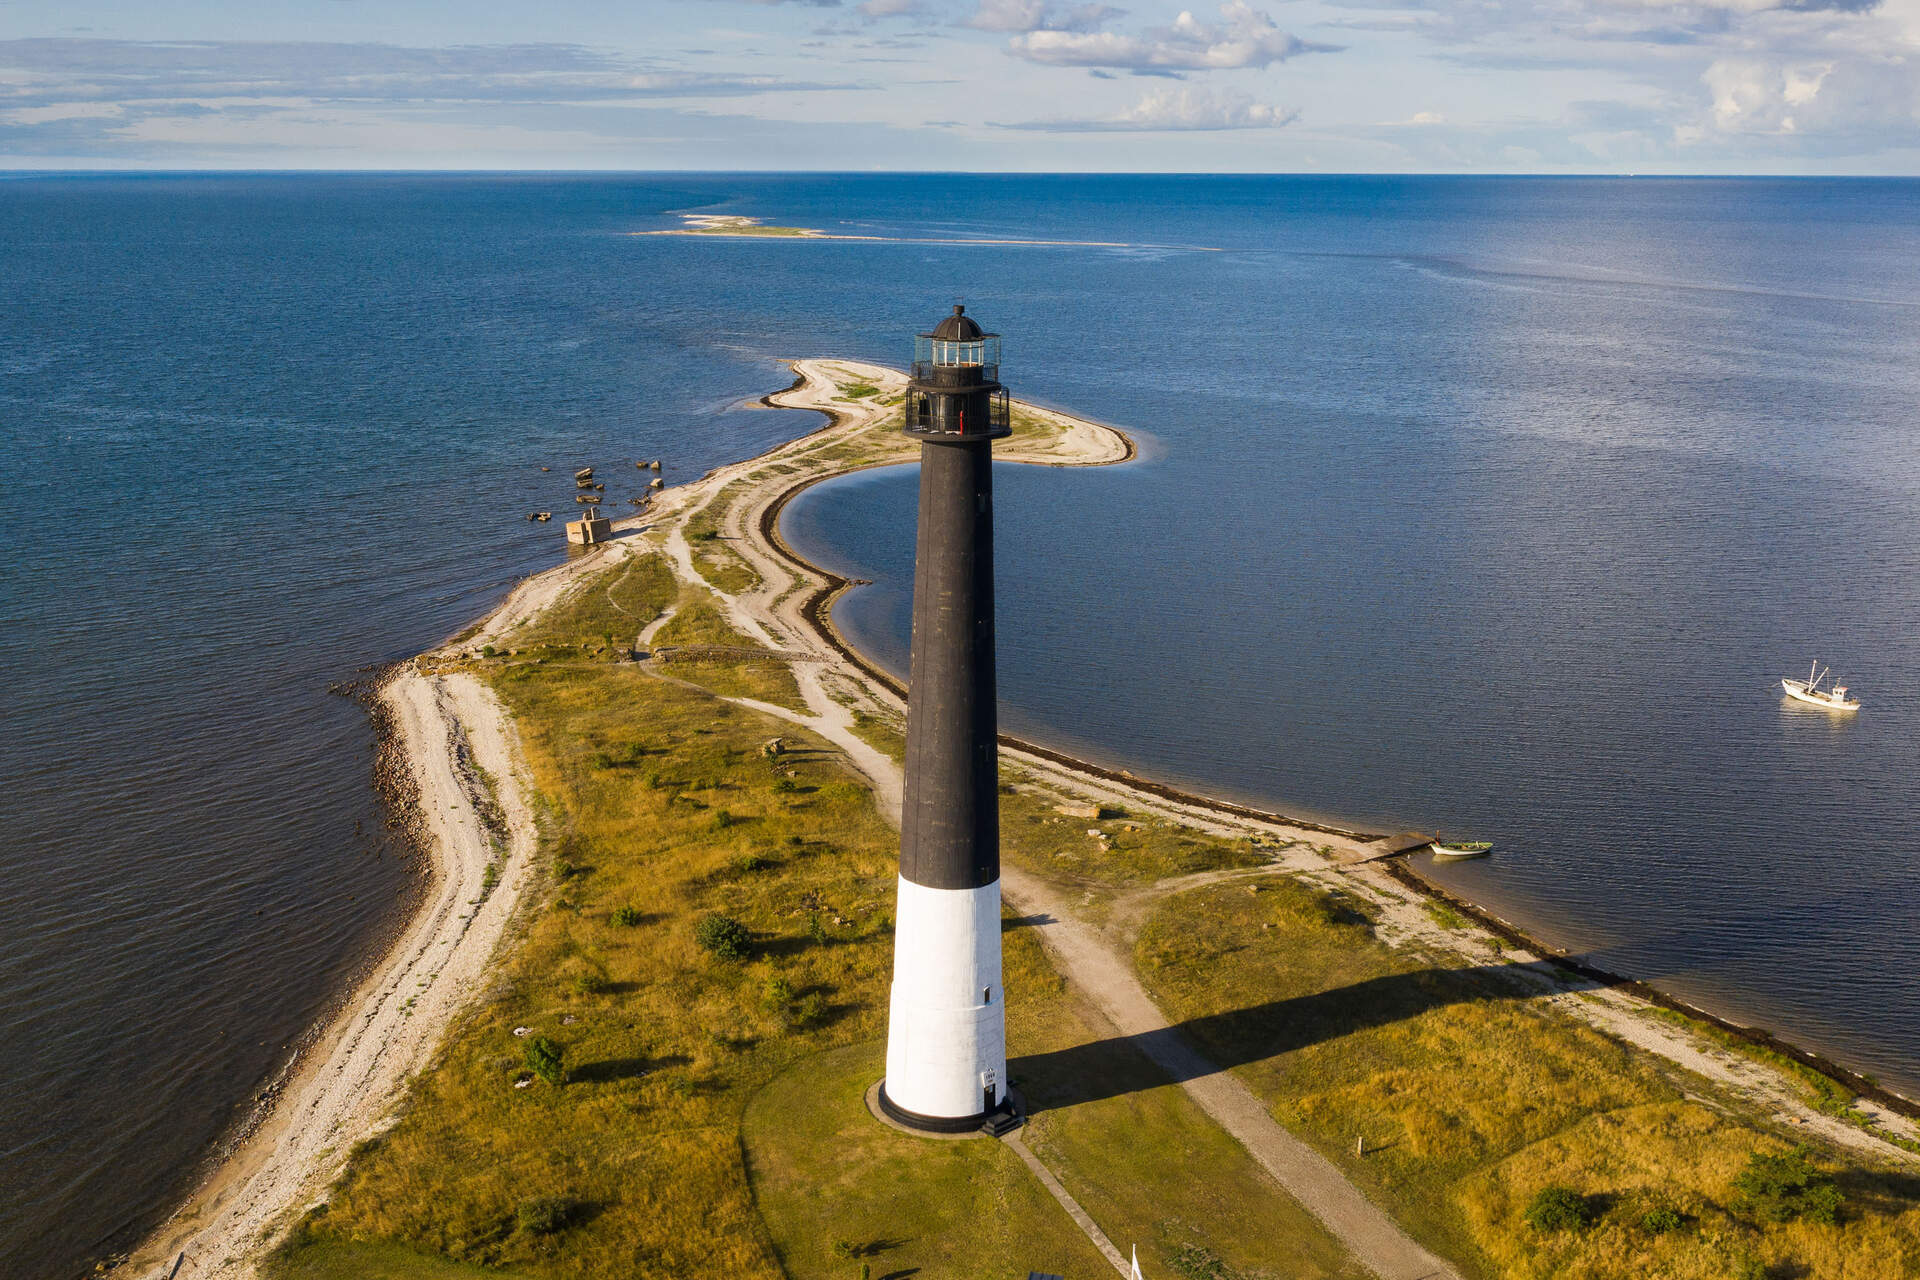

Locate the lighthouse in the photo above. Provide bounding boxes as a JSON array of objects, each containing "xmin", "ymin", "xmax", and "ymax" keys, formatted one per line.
[{"xmin": 878, "ymin": 305, "xmax": 1019, "ymax": 1134}]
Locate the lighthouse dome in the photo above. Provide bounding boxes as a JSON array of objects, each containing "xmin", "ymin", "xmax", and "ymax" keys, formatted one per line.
[{"xmin": 930, "ymin": 305, "xmax": 983, "ymax": 340}]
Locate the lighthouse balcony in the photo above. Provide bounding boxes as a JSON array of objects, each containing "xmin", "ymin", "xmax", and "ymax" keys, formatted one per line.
[
  {"xmin": 903, "ymin": 386, "xmax": 1010, "ymax": 438},
  {"xmin": 910, "ymin": 358, "xmax": 1000, "ymax": 387}
]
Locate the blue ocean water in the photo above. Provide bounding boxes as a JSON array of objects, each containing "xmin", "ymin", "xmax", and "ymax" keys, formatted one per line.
[{"xmin": 3, "ymin": 172, "xmax": 1918, "ymax": 1276}]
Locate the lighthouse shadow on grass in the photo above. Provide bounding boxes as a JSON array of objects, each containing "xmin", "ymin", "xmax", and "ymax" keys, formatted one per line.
[{"xmin": 1011, "ymin": 960, "xmax": 1601, "ymax": 1113}]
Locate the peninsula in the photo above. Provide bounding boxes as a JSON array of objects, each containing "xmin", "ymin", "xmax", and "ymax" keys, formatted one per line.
[{"xmin": 122, "ymin": 360, "xmax": 1920, "ymax": 1280}]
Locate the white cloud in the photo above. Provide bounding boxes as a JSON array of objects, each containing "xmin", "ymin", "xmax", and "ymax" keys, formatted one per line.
[
  {"xmin": 0, "ymin": 38, "xmax": 863, "ymax": 111},
  {"xmin": 962, "ymin": 0, "xmax": 1125, "ymax": 32},
  {"xmin": 996, "ymin": 85, "xmax": 1299, "ymax": 128},
  {"xmin": 1008, "ymin": 2, "xmax": 1336, "ymax": 69}
]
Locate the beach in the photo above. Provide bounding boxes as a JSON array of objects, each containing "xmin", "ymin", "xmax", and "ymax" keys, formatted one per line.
[{"xmin": 117, "ymin": 357, "xmax": 1917, "ymax": 1278}]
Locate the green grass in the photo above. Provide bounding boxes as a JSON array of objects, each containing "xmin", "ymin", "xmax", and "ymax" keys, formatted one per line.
[
  {"xmin": 684, "ymin": 503, "xmax": 762, "ymax": 595},
  {"xmin": 271, "ymin": 1238, "xmax": 527, "ymax": 1279},
  {"xmin": 1135, "ymin": 876, "xmax": 1920, "ymax": 1279},
  {"xmin": 747, "ymin": 917, "xmax": 1364, "ymax": 1280},
  {"xmin": 746, "ymin": 1045, "xmax": 1112, "ymax": 1280},
  {"xmin": 1004, "ymin": 941, "xmax": 1367, "ymax": 1280},
  {"xmin": 650, "ymin": 592, "xmax": 809, "ymax": 712},
  {"xmin": 510, "ymin": 553, "xmax": 676, "ymax": 653},
  {"xmin": 272, "ymin": 660, "xmax": 898, "ymax": 1279},
  {"xmin": 999, "ymin": 786, "xmax": 1265, "ymax": 904}
]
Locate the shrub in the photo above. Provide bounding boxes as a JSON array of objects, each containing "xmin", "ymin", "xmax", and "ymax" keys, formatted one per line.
[
  {"xmin": 806, "ymin": 911, "xmax": 828, "ymax": 944},
  {"xmin": 551, "ymin": 858, "xmax": 578, "ymax": 880},
  {"xmin": 1167, "ymin": 1242, "xmax": 1233, "ymax": 1280},
  {"xmin": 525, "ymin": 1035, "xmax": 565, "ymax": 1085},
  {"xmin": 590, "ymin": 751, "xmax": 614, "ymax": 770},
  {"xmin": 761, "ymin": 976, "xmax": 795, "ymax": 1011},
  {"xmin": 710, "ymin": 809, "xmax": 735, "ymax": 830},
  {"xmin": 573, "ymin": 973, "xmax": 611, "ymax": 996},
  {"xmin": 481, "ymin": 645, "xmax": 497, "ymax": 659},
  {"xmin": 732, "ymin": 853, "xmax": 770, "ymax": 874},
  {"xmin": 611, "ymin": 905, "xmax": 642, "ymax": 927},
  {"xmin": 1523, "ymin": 1185, "xmax": 1595, "ymax": 1233},
  {"xmin": 772, "ymin": 777, "xmax": 798, "ymax": 794},
  {"xmin": 790, "ymin": 992, "xmax": 824, "ymax": 1028},
  {"xmin": 1640, "ymin": 1205, "xmax": 1685, "ymax": 1235},
  {"xmin": 516, "ymin": 1195, "xmax": 580, "ymax": 1235},
  {"xmin": 694, "ymin": 913, "xmax": 752, "ymax": 960},
  {"xmin": 1733, "ymin": 1146, "xmax": 1844, "ymax": 1225}
]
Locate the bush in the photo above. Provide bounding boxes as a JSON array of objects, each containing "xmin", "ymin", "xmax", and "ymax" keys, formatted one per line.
[
  {"xmin": 761, "ymin": 976, "xmax": 795, "ymax": 1011},
  {"xmin": 516, "ymin": 1195, "xmax": 580, "ymax": 1235},
  {"xmin": 573, "ymin": 973, "xmax": 611, "ymax": 996},
  {"xmin": 694, "ymin": 913, "xmax": 752, "ymax": 960},
  {"xmin": 1166, "ymin": 1242, "xmax": 1232, "ymax": 1280},
  {"xmin": 732, "ymin": 853, "xmax": 770, "ymax": 874},
  {"xmin": 526, "ymin": 1036, "xmax": 565, "ymax": 1085},
  {"xmin": 481, "ymin": 645, "xmax": 497, "ymax": 659},
  {"xmin": 1733, "ymin": 1146, "xmax": 1844, "ymax": 1225},
  {"xmin": 1523, "ymin": 1185, "xmax": 1595, "ymax": 1233},
  {"xmin": 611, "ymin": 905, "xmax": 642, "ymax": 927},
  {"xmin": 710, "ymin": 809, "xmax": 735, "ymax": 830},
  {"xmin": 590, "ymin": 751, "xmax": 615, "ymax": 770},
  {"xmin": 772, "ymin": 777, "xmax": 798, "ymax": 795},
  {"xmin": 806, "ymin": 911, "xmax": 828, "ymax": 944},
  {"xmin": 1640, "ymin": 1205, "xmax": 1685, "ymax": 1234}
]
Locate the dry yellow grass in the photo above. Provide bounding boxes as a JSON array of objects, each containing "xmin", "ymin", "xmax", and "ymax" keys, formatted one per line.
[{"xmin": 1138, "ymin": 876, "xmax": 1920, "ymax": 1278}]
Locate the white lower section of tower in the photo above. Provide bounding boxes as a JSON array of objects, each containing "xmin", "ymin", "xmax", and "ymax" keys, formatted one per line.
[{"xmin": 883, "ymin": 874, "xmax": 1007, "ymax": 1120}]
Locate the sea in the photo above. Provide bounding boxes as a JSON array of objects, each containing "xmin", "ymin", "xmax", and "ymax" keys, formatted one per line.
[{"xmin": 4, "ymin": 172, "xmax": 1918, "ymax": 1278}]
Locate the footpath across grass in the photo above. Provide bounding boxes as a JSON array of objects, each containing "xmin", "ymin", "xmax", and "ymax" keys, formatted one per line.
[{"xmin": 1136, "ymin": 876, "xmax": 1920, "ymax": 1280}]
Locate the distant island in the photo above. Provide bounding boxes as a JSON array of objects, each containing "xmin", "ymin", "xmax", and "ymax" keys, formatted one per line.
[
  {"xmin": 121, "ymin": 360, "xmax": 1920, "ymax": 1280},
  {"xmin": 637, "ymin": 212, "xmax": 1206, "ymax": 250}
]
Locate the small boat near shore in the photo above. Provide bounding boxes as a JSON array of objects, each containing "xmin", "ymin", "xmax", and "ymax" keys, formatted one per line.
[
  {"xmin": 1781, "ymin": 660, "xmax": 1860, "ymax": 712},
  {"xmin": 1430, "ymin": 837, "xmax": 1493, "ymax": 861}
]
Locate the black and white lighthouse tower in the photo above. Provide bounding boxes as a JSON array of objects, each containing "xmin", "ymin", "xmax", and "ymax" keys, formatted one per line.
[{"xmin": 878, "ymin": 306, "xmax": 1018, "ymax": 1133}]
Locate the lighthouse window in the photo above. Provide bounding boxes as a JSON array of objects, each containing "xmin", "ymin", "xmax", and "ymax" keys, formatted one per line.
[{"xmin": 983, "ymin": 986, "xmax": 992, "ymax": 1003}]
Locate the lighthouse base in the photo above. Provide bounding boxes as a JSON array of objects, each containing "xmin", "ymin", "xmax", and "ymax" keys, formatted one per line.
[{"xmin": 871, "ymin": 1080, "xmax": 1025, "ymax": 1137}]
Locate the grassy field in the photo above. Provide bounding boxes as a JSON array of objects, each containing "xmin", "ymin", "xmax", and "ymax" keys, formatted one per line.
[
  {"xmin": 1135, "ymin": 876, "xmax": 1920, "ymax": 1279},
  {"xmin": 272, "ymin": 547, "xmax": 1359, "ymax": 1279}
]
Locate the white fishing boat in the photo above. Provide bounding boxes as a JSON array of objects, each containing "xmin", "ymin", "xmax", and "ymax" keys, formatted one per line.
[
  {"xmin": 1781, "ymin": 661, "xmax": 1860, "ymax": 712},
  {"xmin": 1430, "ymin": 837, "xmax": 1493, "ymax": 860}
]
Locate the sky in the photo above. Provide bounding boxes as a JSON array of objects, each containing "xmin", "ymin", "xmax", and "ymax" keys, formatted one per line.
[{"xmin": 1, "ymin": 0, "xmax": 1917, "ymax": 172}]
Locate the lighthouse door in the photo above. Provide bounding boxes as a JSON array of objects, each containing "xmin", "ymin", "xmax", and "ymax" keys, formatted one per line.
[{"xmin": 981, "ymin": 1070, "xmax": 997, "ymax": 1113}]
